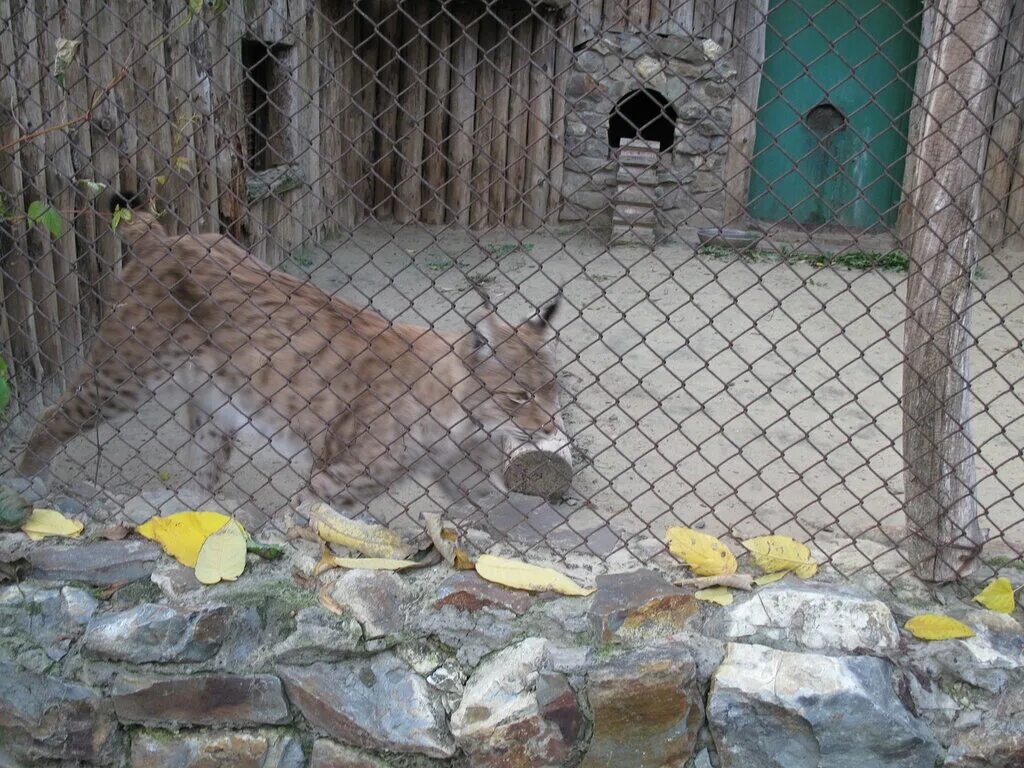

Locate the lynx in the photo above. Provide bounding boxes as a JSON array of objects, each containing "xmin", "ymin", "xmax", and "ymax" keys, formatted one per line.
[{"xmin": 18, "ymin": 197, "xmax": 567, "ymax": 516}]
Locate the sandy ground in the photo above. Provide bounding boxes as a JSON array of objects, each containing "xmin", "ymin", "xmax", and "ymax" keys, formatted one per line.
[{"xmin": 2, "ymin": 221, "xmax": 1023, "ymax": 567}]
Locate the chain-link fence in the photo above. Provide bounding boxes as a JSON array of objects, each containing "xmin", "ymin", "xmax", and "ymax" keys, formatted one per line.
[{"xmin": 1, "ymin": 0, "xmax": 1022, "ymax": 584}]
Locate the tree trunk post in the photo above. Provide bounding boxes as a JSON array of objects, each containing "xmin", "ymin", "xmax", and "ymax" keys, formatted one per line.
[{"xmin": 902, "ymin": 0, "xmax": 1011, "ymax": 582}]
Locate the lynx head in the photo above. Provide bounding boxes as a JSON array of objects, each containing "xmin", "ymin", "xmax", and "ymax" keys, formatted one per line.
[{"xmin": 463, "ymin": 296, "xmax": 567, "ymax": 447}]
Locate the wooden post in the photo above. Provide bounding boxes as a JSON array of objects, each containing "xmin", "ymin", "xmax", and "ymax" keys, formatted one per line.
[
  {"xmin": 901, "ymin": 0, "xmax": 1011, "ymax": 582},
  {"xmin": 721, "ymin": 0, "xmax": 767, "ymax": 227}
]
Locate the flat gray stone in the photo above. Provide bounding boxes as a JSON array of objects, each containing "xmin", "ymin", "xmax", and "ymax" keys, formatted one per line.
[
  {"xmin": 83, "ymin": 603, "xmax": 231, "ymax": 662},
  {"xmin": 718, "ymin": 582, "xmax": 900, "ymax": 655},
  {"xmin": 112, "ymin": 674, "xmax": 291, "ymax": 727},
  {"xmin": 130, "ymin": 729, "xmax": 304, "ymax": 768},
  {"xmin": 451, "ymin": 638, "xmax": 582, "ymax": 767},
  {"xmin": 271, "ymin": 607, "xmax": 362, "ymax": 664},
  {"xmin": 28, "ymin": 539, "xmax": 162, "ymax": 585},
  {"xmin": 279, "ymin": 656, "xmax": 454, "ymax": 758},
  {"xmin": 582, "ymin": 643, "xmax": 703, "ymax": 767},
  {"xmin": 323, "ymin": 570, "xmax": 412, "ymax": 639},
  {"xmin": 0, "ymin": 584, "xmax": 98, "ymax": 661},
  {"xmin": 0, "ymin": 662, "xmax": 121, "ymax": 765},
  {"xmin": 434, "ymin": 571, "xmax": 534, "ymax": 616},
  {"xmin": 708, "ymin": 643, "xmax": 939, "ymax": 768},
  {"xmin": 589, "ymin": 568, "xmax": 697, "ymax": 643}
]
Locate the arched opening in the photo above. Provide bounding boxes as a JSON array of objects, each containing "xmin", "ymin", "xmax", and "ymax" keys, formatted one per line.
[{"xmin": 608, "ymin": 89, "xmax": 677, "ymax": 152}]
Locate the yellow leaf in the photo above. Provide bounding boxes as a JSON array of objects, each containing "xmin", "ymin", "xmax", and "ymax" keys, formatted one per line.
[
  {"xmin": 973, "ymin": 578, "xmax": 1016, "ymax": 614},
  {"xmin": 695, "ymin": 586, "xmax": 734, "ymax": 605},
  {"xmin": 905, "ymin": 614, "xmax": 975, "ymax": 641},
  {"xmin": 159, "ymin": 471, "xmax": 171, "ymax": 482},
  {"xmin": 21, "ymin": 508, "xmax": 84, "ymax": 541},
  {"xmin": 423, "ymin": 511, "xmax": 475, "ymax": 570},
  {"xmin": 172, "ymin": 156, "xmax": 190, "ymax": 171},
  {"xmin": 753, "ymin": 571, "xmax": 787, "ymax": 587},
  {"xmin": 315, "ymin": 554, "xmax": 420, "ymax": 575},
  {"xmin": 194, "ymin": 519, "xmax": 247, "ymax": 585},
  {"xmin": 307, "ymin": 502, "xmax": 415, "ymax": 559},
  {"xmin": 475, "ymin": 554, "xmax": 594, "ymax": 596},
  {"xmin": 666, "ymin": 526, "xmax": 738, "ymax": 576},
  {"xmin": 742, "ymin": 535, "xmax": 818, "ymax": 578},
  {"xmin": 136, "ymin": 511, "xmax": 235, "ymax": 567}
]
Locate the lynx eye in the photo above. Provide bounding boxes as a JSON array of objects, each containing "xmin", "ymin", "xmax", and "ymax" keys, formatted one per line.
[{"xmin": 502, "ymin": 391, "xmax": 530, "ymax": 405}]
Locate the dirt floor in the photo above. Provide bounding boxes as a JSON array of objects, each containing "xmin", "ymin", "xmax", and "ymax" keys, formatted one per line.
[{"xmin": 2, "ymin": 222, "xmax": 1023, "ymax": 566}]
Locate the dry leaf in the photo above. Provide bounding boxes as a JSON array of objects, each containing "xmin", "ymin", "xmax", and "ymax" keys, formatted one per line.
[
  {"xmin": 136, "ymin": 511, "xmax": 235, "ymax": 567},
  {"xmin": 475, "ymin": 554, "xmax": 594, "ymax": 596},
  {"xmin": 742, "ymin": 535, "xmax": 818, "ymax": 578},
  {"xmin": 306, "ymin": 502, "xmax": 415, "ymax": 559},
  {"xmin": 315, "ymin": 553, "xmax": 420, "ymax": 575},
  {"xmin": 666, "ymin": 526, "xmax": 738, "ymax": 576},
  {"xmin": 972, "ymin": 578, "xmax": 1016, "ymax": 614},
  {"xmin": 423, "ymin": 511, "xmax": 476, "ymax": 570},
  {"xmin": 694, "ymin": 586, "xmax": 734, "ymax": 605},
  {"xmin": 905, "ymin": 614, "xmax": 975, "ymax": 641},
  {"xmin": 21, "ymin": 508, "xmax": 84, "ymax": 541},
  {"xmin": 318, "ymin": 585, "xmax": 346, "ymax": 615},
  {"xmin": 194, "ymin": 519, "xmax": 247, "ymax": 585},
  {"xmin": 753, "ymin": 571, "xmax": 787, "ymax": 587},
  {"xmin": 675, "ymin": 573, "xmax": 753, "ymax": 591}
]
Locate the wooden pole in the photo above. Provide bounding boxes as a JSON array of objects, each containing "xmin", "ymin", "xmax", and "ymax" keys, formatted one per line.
[{"xmin": 901, "ymin": 0, "xmax": 1011, "ymax": 582}]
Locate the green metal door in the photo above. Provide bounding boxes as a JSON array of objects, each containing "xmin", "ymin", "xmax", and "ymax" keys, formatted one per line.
[{"xmin": 747, "ymin": 0, "xmax": 922, "ymax": 229}]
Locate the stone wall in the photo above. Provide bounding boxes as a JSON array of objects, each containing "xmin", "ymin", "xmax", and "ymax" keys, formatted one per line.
[
  {"xmin": 561, "ymin": 33, "xmax": 737, "ymax": 240},
  {"xmin": 2, "ymin": 509, "xmax": 1022, "ymax": 768}
]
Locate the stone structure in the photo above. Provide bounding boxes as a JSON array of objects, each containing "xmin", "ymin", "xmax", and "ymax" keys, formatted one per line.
[
  {"xmin": 611, "ymin": 139, "xmax": 662, "ymax": 245},
  {"xmin": 561, "ymin": 32, "xmax": 737, "ymax": 241},
  {"xmin": 0, "ymin": 483, "xmax": 1021, "ymax": 767}
]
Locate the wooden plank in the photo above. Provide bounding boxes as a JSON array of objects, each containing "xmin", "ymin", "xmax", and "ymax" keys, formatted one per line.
[
  {"xmin": 167, "ymin": 2, "xmax": 204, "ymax": 234},
  {"xmin": 896, "ymin": 3, "xmax": 936, "ymax": 241},
  {"xmin": 394, "ymin": 1, "xmax": 430, "ymax": 224},
  {"xmin": 12, "ymin": 0, "xmax": 62, "ymax": 380},
  {"xmin": 84, "ymin": 0, "xmax": 124, "ymax": 304},
  {"xmin": 721, "ymin": 0, "xmax": 768, "ymax": 226},
  {"xmin": 546, "ymin": 15, "xmax": 573, "ymax": 223},
  {"xmin": 576, "ymin": 0, "xmax": 602, "ymax": 41},
  {"xmin": 446, "ymin": 11, "xmax": 478, "ymax": 226},
  {"xmin": 319, "ymin": 2, "xmax": 349, "ymax": 230},
  {"xmin": 670, "ymin": 0, "xmax": 696, "ymax": 34},
  {"xmin": 355, "ymin": 1, "xmax": 381, "ymax": 221},
  {"xmin": 693, "ymin": 0, "xmax": 714, "ymax": 36},
  {"xmin": 902, "ymin": 0, "xmax": 1011, "ymax": 582},
  {"xmin": 507, "ymin": 13, "xmax": 532, "ymax": 227},
  {"xmin": 208, "ymin": 0, "xmax": 247, "ymax": 241},
  {"xmin": 341, "ymin": 6, "xmax": 366, "ymax": 229},
  {"xmin": 421, "ymin": 10, "xmax": 452, "ymax": 224},
  {"xmin": 711, "ymin": 0, "xmax": 736, "ymax": 46},
  {"xmin": 40, "ymin": 0, "xmax": 84, "ymax": 374},
  {"xmin": 487, "ymin": 23, "xmax": 513, "ymax": 227},
  {"xmin": 603, "ymin": 0, "xmax": 626, "ymax": 31},
  {"xmin": 373, "ymin": 4, "xmax": 402, "ymax": 219},
  {"xmin": 980, "ymin": 2, "xmax": 1024, "ymax": 251},
  {"xmin": 294, "ymin": 0, "xmax": 321, "ymax": 248},
  {"xmin": 0, "ymin": 0, "xmax": 42, "ymax": 394},
  {"xmin": 63, "ymin": 0, "xmax": 100, "ymax": 339},
  {"xmin": 469, "ymin": 18, "xmax": 496, "ymax": 229},
  {"xmin": 524, "ymin": 16, "xmax": 556, "ymax": 228}
]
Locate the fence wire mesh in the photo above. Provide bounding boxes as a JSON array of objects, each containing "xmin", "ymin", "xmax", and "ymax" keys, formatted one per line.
[{"xmin": 1, "ymin": 0, "xmax": 1022, "ymax": 585}]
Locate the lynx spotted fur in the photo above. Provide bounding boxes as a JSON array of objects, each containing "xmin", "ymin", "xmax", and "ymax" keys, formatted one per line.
[{"xmin": 18, "ymin": 206, "xmax": 567, "ymax": 515}]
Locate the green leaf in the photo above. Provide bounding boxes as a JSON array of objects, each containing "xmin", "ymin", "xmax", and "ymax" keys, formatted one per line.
[
  {"xmin": 187, "ymin": 0, "xmax": 203, "ymax": 18},
  {"xmin": 0, "ymin": 376, "xmax": 9, "ymax": 418},
  {"xmin": 26, "ymin": 201, "xmax": 63, "ymax": 239},
  {"xmin": 78, "ymin": 179, "xmax": 106, "ymax": 196},
  {"xmin": 52, "ymin": 38, "xmax": 80, "ymax": 88},
  {"xmin": 155, "ymin": 175, "xmax": 168, "ymax": 186},
  {"xmin": 111, "ymin": 205, "xmax": 133, "ymax": 231}
]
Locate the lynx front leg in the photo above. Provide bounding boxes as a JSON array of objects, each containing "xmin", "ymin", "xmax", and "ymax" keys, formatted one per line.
[
  {"xmin": 302, "ymin": 411, "xmax": 407, "ymax": 518},
  {"xmin": 184, "ymin": 402, "xmax": 236, "ymax": 497}
]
